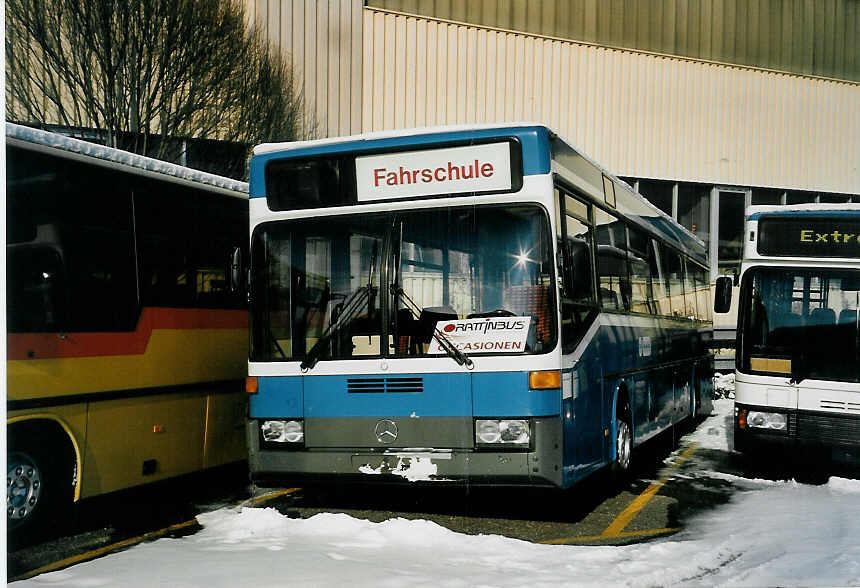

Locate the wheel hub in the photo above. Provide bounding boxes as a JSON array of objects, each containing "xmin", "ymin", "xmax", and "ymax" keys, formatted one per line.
[
  {"xmin": 617, "ymin": 422, "xmax": 631, "ymax": 469},
  {"xmin": 8, "ymin": 460, "xmax": 41, "ymax": 521}
]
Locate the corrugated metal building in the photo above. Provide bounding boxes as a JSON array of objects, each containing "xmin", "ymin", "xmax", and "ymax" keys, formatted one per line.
[{"xmin": 246, "ymin": 1, "xmax": 859, "ymax": 343}]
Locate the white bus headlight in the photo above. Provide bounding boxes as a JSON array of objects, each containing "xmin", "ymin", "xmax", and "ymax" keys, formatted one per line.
[
  {"xmin": 475, "ymin": 419, "xmax": 530, "ymax": 447},
  {"xmin": 476, "ymin": 420, "xmax": 501, "ymax": 444},
  {"xmin": 261, "ymin": 420, "xmax": 304, "ymax": 443},
  {"xmin": 747, "ymin": 411, "xmax": 787, "ymax": 431}
]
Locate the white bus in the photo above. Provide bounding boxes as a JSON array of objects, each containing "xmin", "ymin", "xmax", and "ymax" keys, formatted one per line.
[{"xmin": 715, "ymin": 204, "xmax": 860, "ymax": 463}]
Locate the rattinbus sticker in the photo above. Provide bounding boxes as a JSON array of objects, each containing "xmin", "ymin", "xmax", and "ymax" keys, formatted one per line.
[{"xmin": 428, "ymin": 316, "xmax": 531, "ymax": 353}]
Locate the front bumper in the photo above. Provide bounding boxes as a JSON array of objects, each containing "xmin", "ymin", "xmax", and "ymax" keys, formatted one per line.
[
  {"xmin": 247, "ymin": 417, "xmax": 563, "ymax": 487},
  {"xmin": 735, "ymin": 404, "xmax": 860, "ymax": 462}
]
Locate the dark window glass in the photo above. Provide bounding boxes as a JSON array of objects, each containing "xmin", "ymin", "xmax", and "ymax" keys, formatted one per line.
[
  {"xmin": 637, "ymin": 179, "xmax": 674, "ymax": 217},
  {"xmin": 717, "ymin": 191, "xmax": 745, "ymax": 276},
  {"xmin": 6, "ymin": 147, "xmax": 137, "ymax": 332},
  {"xmin": 265, "ymin": 157, "xmax": 355, "ymax": 211},
  {"xmin": 751, "ymin": 188, "xmax": 783, "ymax": 206},
  {"xmin": 677, "ymin": 184, "xmax": 711, "ymax": 244},
  {"xmin": 819, "ymin": 193, "xmax": 851, "ymax": 204},
  {"xmin": 135, "ymin": 180, "xmax": 247, "ymax": 310},
  {"xmin": 740, "ymin": 267, "xmax": 860, "ymax": 382},
  {"xmin": 7, "ymin": 247, "xmax": 64, "ymax": 333},
  {"xmin": 786, "ymin": 190, "xmax": 817, "ymax": 205}
]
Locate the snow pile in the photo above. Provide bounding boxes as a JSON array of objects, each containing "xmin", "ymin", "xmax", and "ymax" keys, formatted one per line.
[
  {"xmin": 20, "ymin": 474, "xmax": 860, "ymax": 588},
  {"xmin": 713, "ymin": 372, "xmax": 736, "ymax": 399},
  {"xmin": 685, "ymin": 397, "xmax": 733, "ymax": 452}
]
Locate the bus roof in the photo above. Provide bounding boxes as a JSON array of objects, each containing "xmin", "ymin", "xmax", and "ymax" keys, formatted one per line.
[
  {"xmin": 6, "ymin": 122, "xmax": 249, "ymax": 196},
  {"xmin": 747, "ymin": 203, "xmax": 860, "ymax": 220}
]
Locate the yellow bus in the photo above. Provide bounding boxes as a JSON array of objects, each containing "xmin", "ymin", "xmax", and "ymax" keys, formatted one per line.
[{"xmin": 6, "ymin": 123, "xmax": 249, "ymax": 539}]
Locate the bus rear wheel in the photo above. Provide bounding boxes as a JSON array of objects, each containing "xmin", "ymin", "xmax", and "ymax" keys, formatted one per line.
[{"xmin": 7, "ymin": 433, "xmax": 74, "ymax": 546}]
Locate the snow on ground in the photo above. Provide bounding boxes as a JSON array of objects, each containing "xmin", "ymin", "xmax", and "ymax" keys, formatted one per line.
[{"xmin": 18, "ymin": 395, "xmax": 860, "ymax": 588}]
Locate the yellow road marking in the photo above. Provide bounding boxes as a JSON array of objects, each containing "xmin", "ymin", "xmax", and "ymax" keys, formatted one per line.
[
  {"xmin": 541, "ymin": 527, "xmax": 681, "ymax": 545},
  {"xmin": 540, "ymin": 442, "xmax": 698, "ymax": 546},
  {"xmin": 10, "ymin": 488, "xmax": 302, "ymax": 582},
  {"xmin": 601, "ymin": 443, "xmax": 698, "ymax": 538},
  {"xmin": 241, "ymin": 487, "xmax": 301, "ymax": 507}
]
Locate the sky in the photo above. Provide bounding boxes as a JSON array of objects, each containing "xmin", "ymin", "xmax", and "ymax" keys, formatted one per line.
[{"xmin": 15, "ymin": 394, "xmax": 860, "ymax": 588}]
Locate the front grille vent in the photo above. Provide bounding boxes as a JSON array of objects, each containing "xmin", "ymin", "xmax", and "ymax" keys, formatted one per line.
[
  {"xmin": 820, "ymin": 399, "xmax": 860, "ymax": 413},
  {"xmin": 795, "ymin": 412, "xmax": 860, "ymax": 447},
  {"xmin": 347, "ymin": 377, "xmax": 424, "ymax": 394}
]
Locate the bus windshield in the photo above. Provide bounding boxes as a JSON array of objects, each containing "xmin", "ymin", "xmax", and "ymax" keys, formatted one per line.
[
  {"xmin": 250, "ymin": 203, "xmax": 556, "ymax": 362},
  {"xmin": 740, "ymin": 267, "xmax": 860, "ymax": 383}
]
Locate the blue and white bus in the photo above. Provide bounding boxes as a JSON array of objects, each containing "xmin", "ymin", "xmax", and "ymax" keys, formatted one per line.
[
  {"xmin": 715, "ymin": 204, "xmax": 860, "ymax": 463},
  {"xmin": 246, "ymin": 125, "xmax": 713, "ymax": 489}
]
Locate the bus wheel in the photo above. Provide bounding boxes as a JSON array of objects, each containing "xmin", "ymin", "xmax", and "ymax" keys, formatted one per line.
[
  {"xmin": 7, "ymin": 452, "xmax": 44, "ymax": 529},
  {"xmin": 7, "ymin": 437, "xmax": 74, "ymax": 545},
  {"xmin": 614, "ymin": 419, "xmax": 632, "ymax": 473}
]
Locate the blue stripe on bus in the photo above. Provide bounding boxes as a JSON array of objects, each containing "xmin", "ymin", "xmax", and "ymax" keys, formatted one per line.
[
  {"xmin": 249, "ymin": 370, "xmax": 561, "ymax": 419},
  {"xmin": 472, "ymin": 371, "xmax": 560, "ymax": 417},
  {"xmin": 250, "ymin": 376, "xmax": 303, "ymax": 418},
  {"xmin": 249, "ymin": 126, "xmax": 552, "ymax": 198}
]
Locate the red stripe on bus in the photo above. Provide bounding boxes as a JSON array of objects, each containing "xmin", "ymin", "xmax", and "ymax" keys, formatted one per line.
[{"xmin": 7, "ymin": 308, "xmax": 248, "ymax": 360}]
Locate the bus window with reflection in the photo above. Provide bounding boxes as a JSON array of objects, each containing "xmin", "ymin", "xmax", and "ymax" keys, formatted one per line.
[{"xmin": 595, "ymin": 209, "xmax": 630, "ymax": 311}]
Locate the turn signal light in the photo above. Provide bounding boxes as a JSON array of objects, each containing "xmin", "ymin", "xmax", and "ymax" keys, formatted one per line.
[
  {"xmin": 737, "ymin": 408, "xmax": 747, "ymax": 429},
  {"xmin": 529, "ymin": 370, "xmax": 561, "ymax": 390},
  {"xmin": 245, "ymin": 376, "xmax": 259, "ymax": 394}
]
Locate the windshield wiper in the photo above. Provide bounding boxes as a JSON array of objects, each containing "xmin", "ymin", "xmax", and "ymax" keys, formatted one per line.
[
  {"xmin": 390, "ymin": 284, "xmax": 473, "ymax": 369},
  {"xmin": 302, "ymin": 241, "xmax": 380, "ymax": 371},
  {"xmin": 301, "ymin": 285, "xmax": 375, "ymax": 371}
]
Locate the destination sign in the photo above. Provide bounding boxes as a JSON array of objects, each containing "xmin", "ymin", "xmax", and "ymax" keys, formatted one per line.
[
  {"xmin": 355, "ymin": 142, "xmax": 514, "ymax": 202},
  {"xmin": 758, "ymin": 217, "xmax": 860, "ymax": 258}
]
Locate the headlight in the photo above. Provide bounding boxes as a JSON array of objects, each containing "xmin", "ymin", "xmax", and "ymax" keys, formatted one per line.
[
  {"xmin": 745, "ymin": 411, "xmax": 787, "ymax": 431},
  {"xmin": 261, "ymin": 420, "xmax": 304, "ymax": 443},
  {"xmin": 475, "ymin": 419, "xmax": 530, "ymax": 447},
  {"xmin": 476, "ymin": 420, "xmax": 501, "ymax": 444}
]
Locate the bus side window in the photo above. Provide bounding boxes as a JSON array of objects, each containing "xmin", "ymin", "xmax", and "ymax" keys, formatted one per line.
[
  {"xmin": 595, "ymin": 209, "xmax": 630, "ymax": 311},
  {"xmin": 649, "ymin": 240, "xmax": 670, "ymax": 316},
  {"xmin": 663, "ymin": 247, "xmax": 685, "ymax": 318},
  {"xmin": 682, "ymin": 258, "xmax": 698, "ymax": 319},
  {"xmin": 558, "ymin": 203, "xmax": 596, "ymax": 354},
  {"xmin": 627, "ymin": 226, "xmax": 654, "ymax": 314},
  {"xmin": 693, "ymin": 263, "xmax": 712, "ymax": 322}
]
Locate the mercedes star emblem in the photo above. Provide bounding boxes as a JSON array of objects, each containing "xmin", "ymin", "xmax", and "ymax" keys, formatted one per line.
[{"xmin": 374, "ymin": 419, "xmax": 398, "ymax": 444}]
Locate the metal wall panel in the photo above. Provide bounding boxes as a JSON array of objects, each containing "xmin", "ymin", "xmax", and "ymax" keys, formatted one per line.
[
  {"xmin": 370, "ymin": 0, "xmax": 860, "ymax": 82},
  {"xmin": 362, "ymin": 9, "xmax": 859, "ymax": 194},
  {"xmin": 245, "ymin": 0, "xmax": 364, "ymax": 138}
]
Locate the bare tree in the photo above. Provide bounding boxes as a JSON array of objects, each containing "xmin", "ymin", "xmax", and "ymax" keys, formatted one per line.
[{"xmin": 6, "ymin": 0, "xmax": 309, "ymax": 176}]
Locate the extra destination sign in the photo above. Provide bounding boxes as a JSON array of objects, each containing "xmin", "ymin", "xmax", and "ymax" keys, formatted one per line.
[
  {"xmin": 758, "ymin": 217, "xmax": 860, "ymax": 258},
  {"xmin": 428, "ymin": 316, "xmax": 531, "ymax": 354}
]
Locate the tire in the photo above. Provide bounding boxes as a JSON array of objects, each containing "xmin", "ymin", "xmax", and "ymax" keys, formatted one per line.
[
  {"xmin": 610, "ymin": 395, "xmax": 633, "ymax": 486},
  {"xmin": 613, "ymin": 418, "xmax": 632, "ymax": 473},
  {"xmin": 7, "ymin": 434, "xmax": 74, "ymax": 546}
]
